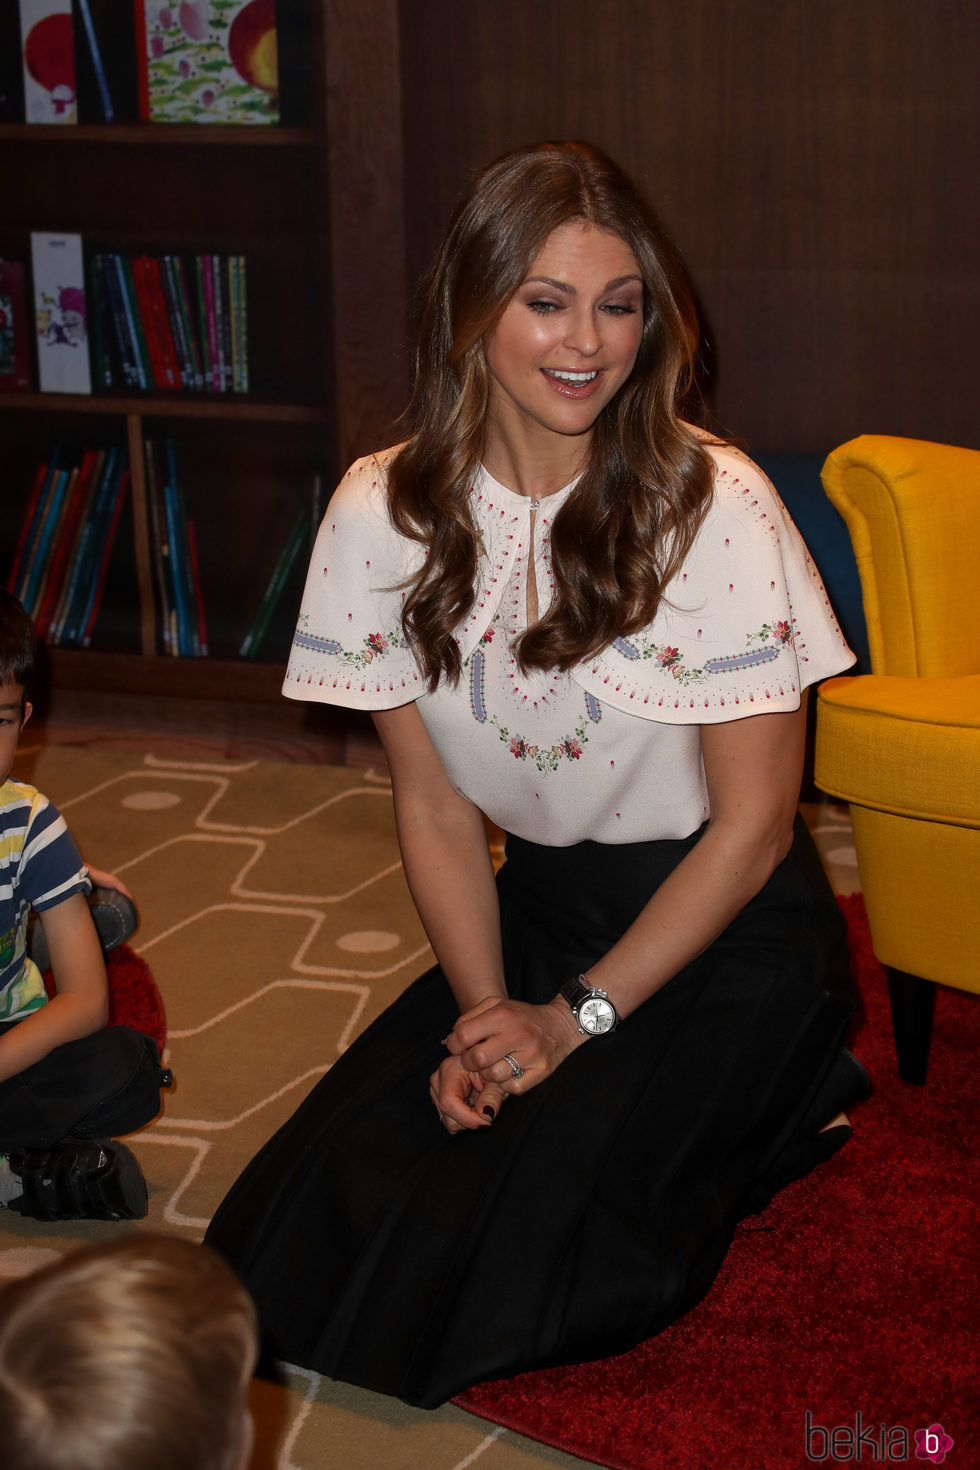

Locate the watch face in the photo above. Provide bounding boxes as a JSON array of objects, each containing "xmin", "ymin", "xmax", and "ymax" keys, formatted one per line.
[{"xmin": 579, "ymin": 996, "xmax": 616, "ymax": 1034}]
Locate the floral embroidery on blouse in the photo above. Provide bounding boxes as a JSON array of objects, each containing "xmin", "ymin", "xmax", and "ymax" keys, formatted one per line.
[
  {"xmin": 490, "ymin": 711, "xmax": 593, "ymax": 773},
  {"xmin": 292, "ymin": 620, "xmax": 407, "ymax": 671},
  {"xmin": 465, "ymin": 617, "xmax": 603, "ymax": 773},
  {"xmin": 611, "ymin": 621, "xmax": 796, "ymax": 688}
]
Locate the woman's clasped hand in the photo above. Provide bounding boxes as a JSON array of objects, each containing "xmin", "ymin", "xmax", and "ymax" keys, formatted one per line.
[{"xmin": 430, "ymin": 993, "xmax": 587, "ymax": 1132}]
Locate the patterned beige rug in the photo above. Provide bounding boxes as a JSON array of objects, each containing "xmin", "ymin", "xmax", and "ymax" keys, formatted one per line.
[{"xmin": 4, "ymin": 743, "xmax": 590, "ymax": 1470}]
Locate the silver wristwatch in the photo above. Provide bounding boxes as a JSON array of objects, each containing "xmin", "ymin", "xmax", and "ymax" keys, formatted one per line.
[{"xmin": 559, "ymin": 975, "xmax": 620, "ymax": 1036}]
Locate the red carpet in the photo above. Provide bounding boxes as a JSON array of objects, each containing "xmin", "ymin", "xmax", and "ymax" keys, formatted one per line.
[
  {"xmin": 44, "ymin": 945, "xmax": 167, "ymax": 1053},
  {"xmin": 455, "ymin": 896, "xmax": 979, "ymax": 1468}
]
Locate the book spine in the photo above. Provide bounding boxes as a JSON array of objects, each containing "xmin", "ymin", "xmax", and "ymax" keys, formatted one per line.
[
  {"xmin": 237, "ymin": 254, "xmax": 249, "ymax": 394},
  {"xmin": 210, "ymin": 254, "xmax": 228, "ymax": 393},
  {"xmin": 112, "ymin": 253, "xmax": 147, "ymax": 390},
  {"xmin": 240, "ymin": 508, "xmax": 307, "ymax": 658},
  {"xmin": 71, "ymin": 453, "xmax": 119, "ymax": 643},
  {"xmin": 186, "ymin": 519, "xmax": 208, "ymax": 657},
  {"xmin": 50, "ymin": 448, "xmax": 104, "ymax": 643},
  {"xmin": 76, "ymin": 0, "xmax": 113, "ymax": 121},
  {"xmin": 18, "ymin": 458, "xmax": 64, "ymax": 610},
  {"xmin": 161, "ymin": 438, "xmax": 191, "ymax": 655},
  {"xmin": 86, "ymin": 250, "xmax": 113, "ymax": 390},
  {"xmin": 8, "ymin": 459, "xmax": 50, "ymax": 594},
  {"xmin": 81, "ymin": 464, "xmax": 129, "ymax": 645},
  {"xmin": 0, "ymin": 259, "xmax": 33, "ymax": 391},
  {"xmin": 143, "ymin": 255, "xmax": 181, "ymax": 389},
  {"xmin": 157, "ymin": 255, "xmax": 193, "ymax": 389},
  {"xmin": 60, "ymin": 447, "xmax": 116, "ymax": 644},
  {"xmin": 201, "ymin": 255, "xmax": 220, "ymax": 392},
  {"xmin": 143, "ymin": 438, "xmax": 171, "ymax": 655},
  {"xmin": 195, "ymin": 255, "xmax": 217, "ymax": 391},
  {"xmin": 228, "ymin": 254, "xmax": 241, "ymax": 394},
  {"xmin": 98, "ymin": 251, "xmax": 135, "ymax": 389},
  {"xmin": 29, "ymin": 462, "xmax": 79, "ymax": 618},
  {"xmin": 132, "ymin": 0, "xmax": 150, "ymax": 122},
  {"xmin": 35, "ymin": 448, "xmax": 96, "ymax": 639},
  {"xmin": 174, "ymin": 466, "xmax": 199, "ymax": 655},
  {"xmin": 131, "ymin": 254, "xmax": 166, "ymax": 389},
  {"xmin": 119, "ymin": 255, "xmax": 153, "ymax": 389},
  {"xmin": 173, "ymin": 255, "xmax": 205, "ymax": 391},
  {"xmin": 22, "ymin": 466, "xmax": 69, "ymax": 616}
]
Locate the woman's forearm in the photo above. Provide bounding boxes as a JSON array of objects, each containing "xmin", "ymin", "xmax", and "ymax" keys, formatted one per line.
[
  {"xmin": 578, "ymin": 813, "xmax": 792, "ymax": 1018},
  {"xmin": 392, "ymin": 790, "xmax": 506, "ymax": 1012},
  {"xmin": 372, "ymin": 703, "xmax": 506, "ymax": 1014},
  {"xmin": 572, "ymin": 702, "xmax": 808, "ymax": 1021}
]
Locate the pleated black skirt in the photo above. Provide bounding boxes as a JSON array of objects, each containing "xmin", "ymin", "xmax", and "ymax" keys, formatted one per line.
[{"xmin": 205, "ymin": 815, "xmax": 856, "ymax": 1408}]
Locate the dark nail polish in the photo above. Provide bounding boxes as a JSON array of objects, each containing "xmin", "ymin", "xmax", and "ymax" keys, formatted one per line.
[{"xmin": 482, "ymin": 1105, "xmax": 495, "ymax": 1120}]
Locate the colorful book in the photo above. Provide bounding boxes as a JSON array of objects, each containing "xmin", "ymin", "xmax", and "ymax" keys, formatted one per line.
[
  {"xmin": 135, "ymin": 0, "xmax": 280, "ymax": 126},
  {"xmin": 0, "ymin": 260, "xmax": 32, "ymax": 392},
  {"xmin": 19, "ymin": 0, "xmax": 77, "ymax": 124},
  {"xmin": 31, "ymin": 233, "xmax": 92, "ymax": 394},
  {"xmin": 79, "ymin": 464, "xmax": 129, "ymax": 645},
  {"xmin": 8, "ymin": 460, "xmax": 52, "ymax": 593},
  {"xmin": 34, "ymin": 448, "xmax": 98, "ymax": 638},
  {"xmin": 50, "ymin": 448, "xmax": 104, "ymax": 643}
]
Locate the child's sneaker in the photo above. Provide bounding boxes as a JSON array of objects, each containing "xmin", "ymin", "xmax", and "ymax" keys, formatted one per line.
[{"xmin": 8, "ymin": 1137, "xmax": 148, "ymax": 1221}]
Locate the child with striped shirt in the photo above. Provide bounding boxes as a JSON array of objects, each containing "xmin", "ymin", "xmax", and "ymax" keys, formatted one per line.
[{"xmin": 0, "ymin": 589, "xmax": 168, "ymax": 1220}]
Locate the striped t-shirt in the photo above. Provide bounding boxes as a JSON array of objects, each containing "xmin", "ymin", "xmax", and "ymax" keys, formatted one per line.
[{"xmin": 0, "ymin": 778, "xmax": 91, "ymax": 1021}]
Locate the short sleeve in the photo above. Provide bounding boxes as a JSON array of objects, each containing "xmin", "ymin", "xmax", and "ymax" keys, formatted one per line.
[
  {"xmin": 573, "ymin": 446, "xmax": 855, "ymax": 723},
  {"xmin": 282, "ymin": 450, "xmax": 425, "ymax": 709},
  {"xmin": 20, "ymin": 791, "xmax": 91, "ymax": 912}
]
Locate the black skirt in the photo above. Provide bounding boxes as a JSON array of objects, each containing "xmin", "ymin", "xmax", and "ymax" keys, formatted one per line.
[{"xmin": 205, "ymin": 815, "xmax": 856, "ymax": 1408}]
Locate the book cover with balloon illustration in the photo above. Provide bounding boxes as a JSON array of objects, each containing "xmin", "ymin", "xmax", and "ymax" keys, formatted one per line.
[
  {"xmin": 18, "ymin": 0, "xmax": 77, "ymax": 123},
  {"xmin": 135, "ymin": 1, "xmax": 279, "ymax": 124}
]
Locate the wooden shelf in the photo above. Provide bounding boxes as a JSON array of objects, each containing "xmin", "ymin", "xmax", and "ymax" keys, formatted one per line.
[
  {"xmin": 0, "ymin": 393, "xmax": 326, "ymax": 424},
  {"xmin": 0, "ymin": 123, "xmax": 314, "ymax": 147},
  {"xmin": 45, "ymin": 647, "xmax": 288, "ymax": 703}
]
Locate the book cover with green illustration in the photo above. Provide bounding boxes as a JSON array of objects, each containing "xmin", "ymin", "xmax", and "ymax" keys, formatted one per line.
[{"xmin": 136, "ymin": 0, "xmax": 279, "ymax": 125}]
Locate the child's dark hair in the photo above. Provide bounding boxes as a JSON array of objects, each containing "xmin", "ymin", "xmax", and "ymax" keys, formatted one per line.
[{"xmin": 0, "ymin": 590, "xmax": 37, "ymax": 697}]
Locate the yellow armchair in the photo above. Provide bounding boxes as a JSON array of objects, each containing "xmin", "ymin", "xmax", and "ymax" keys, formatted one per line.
[{"xmin": 814, "ymin": 434, "xmax": 980, "ymax": 1082}]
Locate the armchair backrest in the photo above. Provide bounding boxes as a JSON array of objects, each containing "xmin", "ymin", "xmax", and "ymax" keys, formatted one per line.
[{"xmin": 820, "ymin": 435, "xmax": 980, "ymax": 679}]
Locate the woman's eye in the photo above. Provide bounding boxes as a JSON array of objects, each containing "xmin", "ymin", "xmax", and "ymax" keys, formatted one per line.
[
  {"xmin": 527, "ymin": 299, "xmax": 561, "ymax": 315},
  {"xmin": 602, "ymin": 302, "xmax": 639, "ymax": 316}
]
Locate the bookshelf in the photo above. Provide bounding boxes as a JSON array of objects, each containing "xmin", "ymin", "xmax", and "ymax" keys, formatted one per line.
[{"xmin": 0, "ymin": 1, "xmax": 408, "ymax": 709}]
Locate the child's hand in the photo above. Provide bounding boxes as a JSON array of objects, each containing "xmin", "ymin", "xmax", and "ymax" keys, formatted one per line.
[{"xmin": 85, "ymin": 866, "xmax": 134, "ymax": 902}]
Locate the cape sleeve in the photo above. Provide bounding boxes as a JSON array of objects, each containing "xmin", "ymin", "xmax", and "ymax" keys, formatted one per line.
[
  {"xmin": 282, "ymin": 450, "xmax": 426, "ymax": 709},
  {"xmin": 573, "ymin": 446, "xmax": 856, "ymax": 723}
]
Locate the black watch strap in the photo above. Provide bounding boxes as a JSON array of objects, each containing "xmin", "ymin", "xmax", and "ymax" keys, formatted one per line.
[{"xmin": 560, "ymin": 975, "xmax": 593, "ymax": 1013}]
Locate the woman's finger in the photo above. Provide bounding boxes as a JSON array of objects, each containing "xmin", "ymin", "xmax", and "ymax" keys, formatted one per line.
[{"xmin": 471, "ymin": 1080, "xmax": 508, "ymax": 1121}]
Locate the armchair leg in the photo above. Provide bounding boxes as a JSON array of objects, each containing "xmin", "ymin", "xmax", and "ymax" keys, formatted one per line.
[{"xmin": 886, "ymin": 967, "xmax": 936, "ymax": 1084}]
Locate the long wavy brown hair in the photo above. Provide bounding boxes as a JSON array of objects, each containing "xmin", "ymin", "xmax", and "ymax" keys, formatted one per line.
[{"xmin": 387, "ymin": 141, "xmax": 717, "ymax": 689}]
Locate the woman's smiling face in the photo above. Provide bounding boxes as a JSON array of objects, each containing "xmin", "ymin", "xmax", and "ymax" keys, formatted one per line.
[{"xmin": 484, "ymin": 220, "xmax": 645, "ymax": 454}]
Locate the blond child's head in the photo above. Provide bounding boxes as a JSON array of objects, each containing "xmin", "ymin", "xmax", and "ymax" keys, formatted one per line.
[{"xmin": 0, "ymin": 1234, "xmax": 258, "ymax": 1470}]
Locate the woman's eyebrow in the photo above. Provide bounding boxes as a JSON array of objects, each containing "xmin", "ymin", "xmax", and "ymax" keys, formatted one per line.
[{"xmin": 521, "ymin": 274, "xmax": 643, "ymax": 293}]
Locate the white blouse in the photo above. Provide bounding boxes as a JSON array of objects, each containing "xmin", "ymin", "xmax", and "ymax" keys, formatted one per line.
[{"xmin": 284, "ymin": 443, "xmax": 854, "ymax": 845}]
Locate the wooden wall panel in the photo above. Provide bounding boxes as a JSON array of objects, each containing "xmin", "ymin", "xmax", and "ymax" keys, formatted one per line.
[{"xmin": 395, "ymin": 0, "xmax": 979, "ymax": 454}]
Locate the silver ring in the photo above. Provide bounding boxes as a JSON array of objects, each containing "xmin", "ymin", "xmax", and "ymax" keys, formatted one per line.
[{"xmin": 503, "ymin": 1053, "xmax": 525, "ymax": 1082}]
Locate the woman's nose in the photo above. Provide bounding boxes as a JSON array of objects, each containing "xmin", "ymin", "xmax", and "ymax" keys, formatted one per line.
[{"xmin": 562, "ymin": 308, "xmax": 601, "ymax": 357}]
